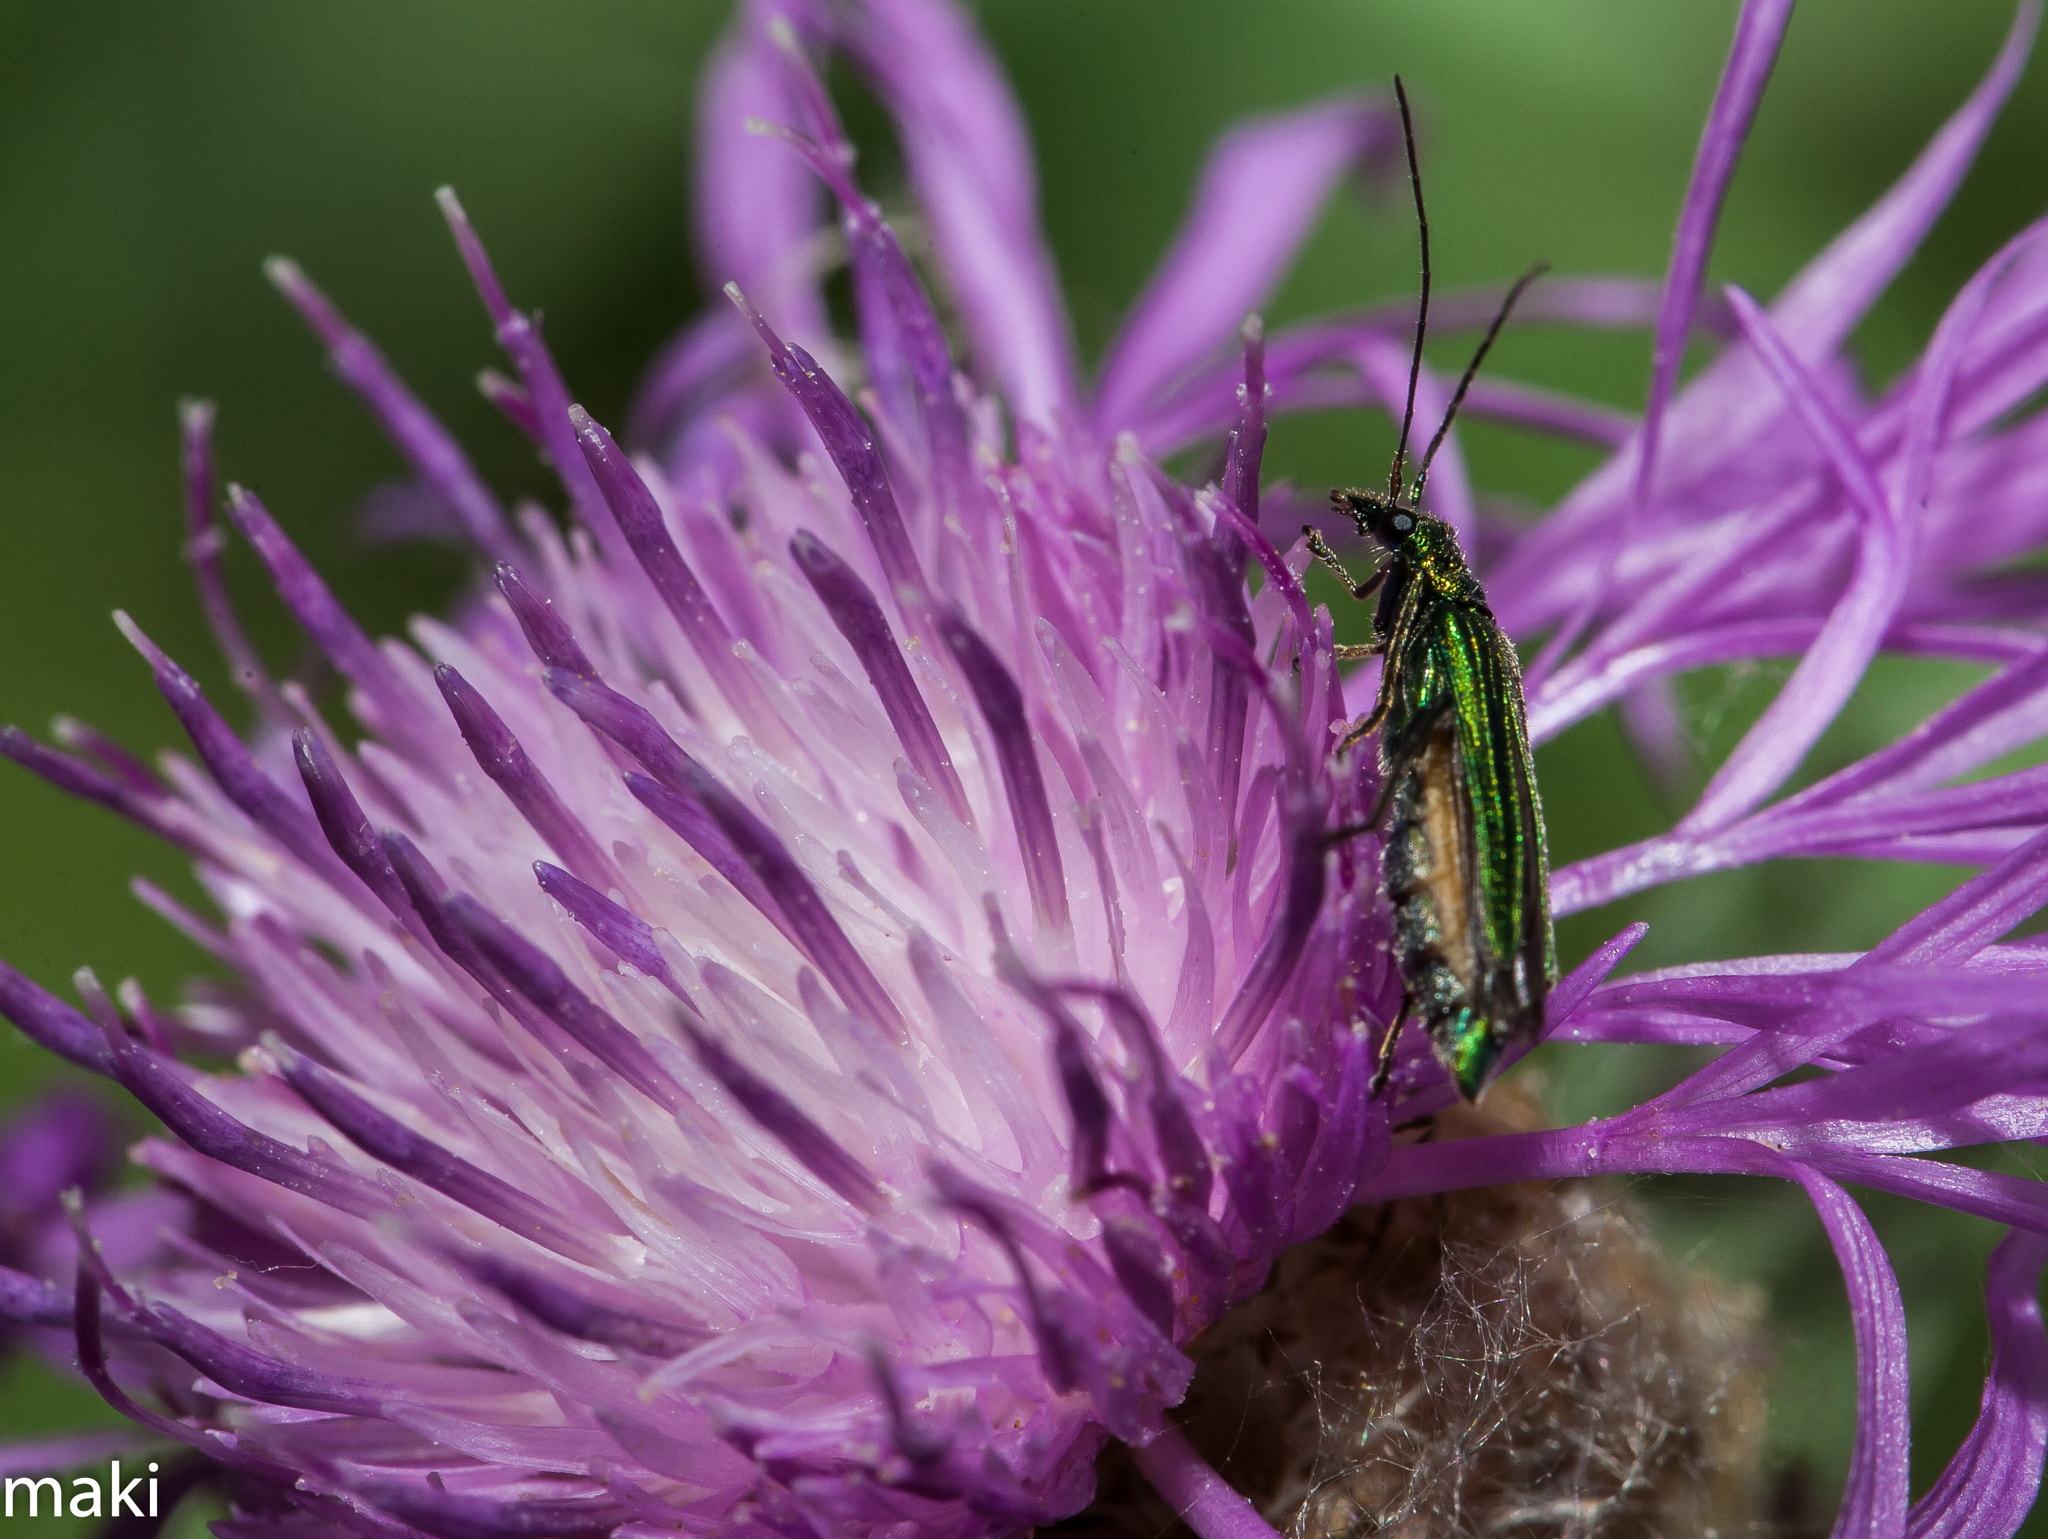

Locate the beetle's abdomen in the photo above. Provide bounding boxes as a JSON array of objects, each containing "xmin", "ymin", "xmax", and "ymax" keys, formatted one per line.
[{"xmin": 1383, "ymin": 720, "xmax": 1503, "ymax": 1094}]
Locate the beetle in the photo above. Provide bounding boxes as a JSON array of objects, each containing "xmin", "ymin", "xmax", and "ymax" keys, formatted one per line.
[{"xmin": 1305, "ymin": 77, "xmax": 1554, "ymax": 1100}]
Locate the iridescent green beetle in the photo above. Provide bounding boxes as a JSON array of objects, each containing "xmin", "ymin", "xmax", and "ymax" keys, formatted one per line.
[{"xmin": 1306, "ymin": 78, "xmax": 1555, "ymax": 1100}]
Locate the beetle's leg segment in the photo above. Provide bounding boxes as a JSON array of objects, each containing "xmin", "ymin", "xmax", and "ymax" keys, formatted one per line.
[
  {"xmin": 1370, "ymin": 1000, "xmax": 1411, "ymax": 1099},
  {"xmin": 1303, "ymin": 527, "xmax": 1387, "ymax": 603},
  {"xmin": 1335, "ymin": 660, "xmax": 1406, "ymax": 755},
  {"xmin": 1335, "ymin": 714, "xmax": 1379, "ymax": 757}
]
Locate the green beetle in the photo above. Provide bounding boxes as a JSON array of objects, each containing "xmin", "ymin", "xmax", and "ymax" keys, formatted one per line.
[{"xmin": 1307, "ymin": 79, "xmax": 1554, "ymax": 1100}]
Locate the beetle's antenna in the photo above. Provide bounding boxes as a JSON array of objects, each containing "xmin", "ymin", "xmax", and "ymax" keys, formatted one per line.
[
  {"xmin": 1413, "ymin": 260, "xmax": 1549, "ymax": 502},
  {"xmin": 1387, "ymin": 75, "xmax": 1430, "ymax": 504}
]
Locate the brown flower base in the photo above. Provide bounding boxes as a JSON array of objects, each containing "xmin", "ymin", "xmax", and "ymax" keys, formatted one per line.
[{"xmin": 1063, "ymin": 1089, "xmax": 1767, "ymax": 1539}]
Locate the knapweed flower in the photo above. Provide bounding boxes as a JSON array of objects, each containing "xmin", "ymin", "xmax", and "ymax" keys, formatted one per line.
[{"xmin": 3, "ymin": 0, "xmax": 2048, "ymax": 1535}]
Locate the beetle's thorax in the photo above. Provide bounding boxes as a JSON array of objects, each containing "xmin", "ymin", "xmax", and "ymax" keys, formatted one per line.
[
  {"xmin": 1331, "ymin": 487, "xmax": 1481, "ymax": 603},
  {"xmin": 1396, "ymin": 513, "xmax": 1482, "ymax": 601}
]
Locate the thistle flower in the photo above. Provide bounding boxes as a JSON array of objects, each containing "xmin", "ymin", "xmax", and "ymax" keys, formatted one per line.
[{"xmin": 3, "ymin": 1, "xmax": 2048, "ymax": 1537}]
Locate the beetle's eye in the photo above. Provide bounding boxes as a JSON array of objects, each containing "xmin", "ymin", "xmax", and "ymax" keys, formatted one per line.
[{"xmin": 1392, "ymin": 512, "xmax": 1414, "ymax": 534}]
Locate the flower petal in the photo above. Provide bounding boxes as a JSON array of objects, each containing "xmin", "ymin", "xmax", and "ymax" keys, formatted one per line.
[
  {"xmin": 692, "ymin": 15, "xmax": 828, "ymax": 350},
  {"xmin": 1094, "ymin": 97, "xmax": 1396, "ymax": 431},
  {"xmin": 1680, "ymin": 289, "xmax": 1907, "ymax": 832},
  {"xmin": 822, "ymin": 0, "xmax": 1078, "ymax": 423},
  {"xmin": 1906, "ymin": 1231, "xmax": 2048, "ymax": 1539},
  {"xmin": 1637, "ymin": 0, "xmax": 1795, "ymax": 498}
]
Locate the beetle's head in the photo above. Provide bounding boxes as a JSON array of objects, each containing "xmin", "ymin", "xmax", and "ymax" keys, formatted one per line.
[{"xmin": 1330, "ymin": 486, "xmax": 1420, "ymax": 551}]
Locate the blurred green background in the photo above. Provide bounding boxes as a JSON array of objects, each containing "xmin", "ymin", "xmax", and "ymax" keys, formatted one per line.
[{"xmin": 2, "ymin": 0, "xmax": 2044, "ymax": 1533}]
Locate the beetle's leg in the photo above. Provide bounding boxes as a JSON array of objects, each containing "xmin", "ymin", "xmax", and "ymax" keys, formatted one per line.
[
  {"xmin": 1369, "ymin": 999, "xmax": 1411, "ymax": 1098},
  {"xmin": 1332, "ymin": 640, "xmax": 1385, "ymax": 660},
  {"xmin": 1334, "ymin": 659, "xmax": 1403, "ymax": 755},
  {"xmin": 1303, "ymin": 527, "xmax": 1387, "ymax": 603},
  {"xmin": 1335, "ymin": 713, "xmax": 1380, "ymax": 757}
]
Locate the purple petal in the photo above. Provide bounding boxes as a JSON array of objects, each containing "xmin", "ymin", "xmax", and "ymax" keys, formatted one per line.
[
  {"xmin": 1906, "ymin": 1231, "xmax": 2048, "ymax": 1539},
  {"xmin": 993, "ymin": 936, "xmax": 1113, "ymax": 1194},
  {"xmin": 1135, "ymin": 278, "xmax": 1682, "ymax": 453},
  {"xmin": 0, "ymin": 961, "xmax": 111, "ymax": 1073},
  {"xmin": 792, "ymin": 529, "xmax": 972, "ymax": 824},
  {"xmin": 754, "ymin": 56, "xmax": 976, "ymax": 523},
  {"xmin": 49, "ymin": 715, "xmax": 160, "ymax": 798},
  {"xmin": 1200, "ymin": 324, "xmax": 1268, "ymax": 828},
  {"xmin": 445, "ymin": 893, "xmax": 689, "ymax": 1115},
  {"xmin": 1898, "ymin": 218, "xmax": 2048, "ymax": 525},
  {"xmin": 622, "ymin": 770, "xmax": 796, "ymax": 945},
  {"xmin": 0, "ymin": 725, "xmax": 194, "ymax": 858},
  {"xmin": 338, "ymin": 1477, "xmax": 628, "ymax": 1539},
  {"xmin": 1500, "ymin": 9, "xmax": 2035, "ymax": 666},
  {"xmin": 532, "ymin": 664, "xmax": 796, "ymax": 939},
  {"xmin": 675, "ymin": 1017, "xmax": 884, "ymax": 1214},
  {"xmin": 825, "ymin": 0, "xmax": 1077, "ymax": 424},
  {"xmin": 266, "ymin": 257, "xmax": 519, "ymax": 565},
  {"xmin": 1286, "ymin": 1024, "xmax": 1382, "ymax": 1244},
  {"xmin": 0, "ymin": 1093, "xmax": 115, "ymax": 1219},
  {"xmin": 291, "ymin": 727, "xmax": 413, "ymax": 919},
  {"xmin": 140, "ymin": 1294, "xmax": 387, "ymax": 1416},
  {"xmin": 467, "ymin": 1251, "xmax": 704, "ymax": 1356},
  {"xmin": 1637, "ymin": 0, "xmax": 1795, "ymax": 499},
  {"xmin": 1771, "ymin": 3, "xmax": 2038, "ymax": 363},
  {"xmin": 1094, "ymin": 98, "xmax": 1395, "ymax": 429},
  {"xmin": 1679, "ymin": 290, "xmax": 1907, "ymax": 831},
  {"xmin": 627, "ymin": 309, "xmax": 759, "ymax": 462},
  {"xmin": 105, "ymin": 1036, "xmax": 383, "ymax": 1220},
  {"xmin": 1790, "ymin": 1167, "xmax": 1910, "ymax": 1539},
  {"xmin": 434, "ymin": 664, "xmax": 617, "ymax": 891},
  {"xmin": 495, "ymin": 561, "xmax": 600, "ymax": 679},
  {"xmin": 1867, "ymin": 825, "xmax": 2048, "ymax": 966},
  {"xmin": 179, "ymin": 399, "xmax": 288, "ymax": 719},
  {"xmin": 1095, "ymin": 1210, "xmax": 1177, "ymax": 1338},
  {"xmin": 115, "ymin": 614, "xmax": 364, "ymax": 899},
  {"xmin": 534, "ymin": 861, "xmax": 670, "ymax": 982},
  {"xmin": 727, "ymin": 284, "xmax": 929, "ymax": 599},
  {"xmin": 1215, "ymin": 786, "xmax": 1327, "ymax": 1062},
  {"xmin": 1539, "ymin": 922, "xmax": 1649, "ymax": 1040},
  {"xmin": 567, "ymin": 405, "xmax": 783, "ymax": 742},
  {"xmin": 272, "ymin": 1042, "xmax": 621, "ymax": 1266},
  {"xmin": 223, "ymin": 485, "xmax": 438, "ymax": 756},
  {"xmin": 1806, "ymin": 1152, "xmax": 2048, "ymax": 1236},
  {"xmin": 936, "ymin": 610, "xmax": 1071, "ymax": 937},
  {"xmin": 1763, "ymin": 641, "xmax": 2048, "ymax": 812},
  {"xmin": 548, "ymin": 657, "xmax": 909, "ymax": 1046},
  {"xmin": 0, "ymin": 1266, "xmax": 69, "ymax": 1327},
  {"xmin": 1052, "ymin": 981, "xmax": 1216, "ymax": 1208},
  {"xmin": 661, "ymin": 752, "xmax": 912, "ymax": 1045},
  {"xmin": 0, "ymin": 1430, "xmax": 152, "ymax": 1480},
  {"xmin": 478, "ymin": 365, "xmax": 542, "ymax": 441},
  {"xmin": 927, "ymin": 1167, "xmax": 1092, "ymax": 1400},
  {"xmin": 691, "ymin": 15, "xmax": 828, "ymax": 350},
  {"xmin": 438, "ymin": 187, "xmax": 619, "ymax": 558}
]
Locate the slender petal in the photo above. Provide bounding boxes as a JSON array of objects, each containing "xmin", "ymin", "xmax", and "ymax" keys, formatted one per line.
[{"xmin": 1095, "ymin": 98, "xmax": 1396, "ymax": 430}]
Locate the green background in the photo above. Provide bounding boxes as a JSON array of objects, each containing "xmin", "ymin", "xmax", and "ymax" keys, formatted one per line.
[{"xmin": 1, "ymin": 1, "xmax": 2044, "ymax": 1533}]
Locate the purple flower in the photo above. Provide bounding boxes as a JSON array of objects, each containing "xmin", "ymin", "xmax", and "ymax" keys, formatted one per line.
[{"xmin": 3, "ymin": 1, "xmax": 2047, "ymax": 1536}]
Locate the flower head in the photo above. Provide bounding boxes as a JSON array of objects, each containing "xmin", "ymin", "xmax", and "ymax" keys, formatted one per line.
[{"xmin": 3, "ymin": 1, "xmax": 2048, "ymax": 1537}]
